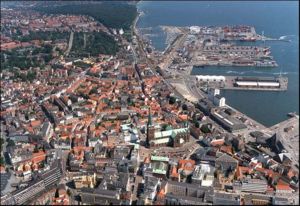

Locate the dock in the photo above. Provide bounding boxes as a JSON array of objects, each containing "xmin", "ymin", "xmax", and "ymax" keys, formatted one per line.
[
  {"xmin": 193, "ymin": 75, "xmax": 288, "ymax": 92},
  {"xmin": 223, "ymin": 76, "xmax": 288, "ymax": 91}
]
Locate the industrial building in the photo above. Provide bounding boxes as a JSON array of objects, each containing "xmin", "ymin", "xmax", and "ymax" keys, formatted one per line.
[
  {"xmin": 210, "ymin": 108, "xmax": 247, "ymax": 132},
  {"xmin": 233, "ymin": 178, "xmax": 268, "ymax": 193},
  {"xmin": 197, "ymin": 98, "xmax": 215, "ymax": 115},
  {"xmin": 235, "ymin": 81, "xmax": 280, "ymax": 88},
  {"xmin": 234, "ymin": 76, "xmax": 281, "ymax": 89},
  {"xmin": 208, "ymin": 88, "xmax": 226, "ymax": 107}
]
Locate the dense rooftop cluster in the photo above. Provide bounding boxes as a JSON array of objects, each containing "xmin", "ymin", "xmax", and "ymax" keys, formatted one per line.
[
  {"xmin": 1, "ymin": 51, "xmax": 299, "ymax": 205},
  {"xmin": 1, "ymin": 8, "xmax": 108, "ymax": 51}
]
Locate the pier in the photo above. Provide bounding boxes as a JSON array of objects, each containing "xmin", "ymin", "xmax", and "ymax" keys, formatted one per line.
[
  {"xmin": 222, "ymin": 76, "xmax": 288, "ymax": 91},
  {"xmin": 193, "ymin": 75, "xmax": 288, "ymax": 92}
]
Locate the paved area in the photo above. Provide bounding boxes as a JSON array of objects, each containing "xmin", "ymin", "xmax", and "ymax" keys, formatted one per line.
[
  {"xmin": 131, "ymin": 175, "xmax": 143, "ymax": 202},
  {"xmin": 1, "ymin": 169, "xmax": 20, "ymax": 196},
  {"xmin": 269, "ymin": 116, "xmax": 299, "ymax": 168},
  {"xmin": 170, "ymin": 82, "xmax": 198, "ymax": 103}
]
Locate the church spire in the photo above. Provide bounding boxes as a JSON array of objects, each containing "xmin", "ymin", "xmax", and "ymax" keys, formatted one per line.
[{"xmin": 147, "ymin": 107, "xmax": 152, "ymax": 127}]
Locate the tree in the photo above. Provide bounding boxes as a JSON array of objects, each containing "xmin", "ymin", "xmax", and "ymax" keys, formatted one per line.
[
  {"xmin": 26, "ymin": 71, "xmax": 37, "ymax": 82},
  {"xmin": 200, "ymin": 125, "xmax": 211, "ymax": 134},
  {"xmin": 0, "ymin": 138, "xmax": 4, "ymax": 151},
  {"xmin": 0, "ymin": 156, "xmax": 5, "ymax": 166},
  {"xmin": 44, "ymin": 55, "xmax": 52, "ymax": 64},
  {"xmin": 7, "ymin": 139, "xmax": 15, "ymax": 147},
  {"xmin": 161, "ymin": 124, "xmax": 168, "ymax": 131},
  {"xmin": 33, "ymin": 145, "xmax": 39, "ymax": 153},
  {"xmin": 66, "ymin": 189, "xmax": 71, "ymax": 197},
  {"xmin": 71, "ymin": 32, "xmax": 119, "ymax": 57},
  {"xmin": 35, "ymin": 2, "xmax": 137, "ymax": 30},
  {"xmin": 89, "ymin": 87, "xmax": 98, "ymax": 95},
  {"xmin": 169, "ymin": 96, "xmax": 176, "ymax": 104}
]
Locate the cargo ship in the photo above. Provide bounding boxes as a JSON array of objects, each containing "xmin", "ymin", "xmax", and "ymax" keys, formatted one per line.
[{"xmin": 255, "ymin": 60, "xmax": 278, "ymax": 67}]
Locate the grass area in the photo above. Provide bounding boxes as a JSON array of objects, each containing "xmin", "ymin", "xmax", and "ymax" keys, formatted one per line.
[
  {"xmin": 12, "ymin": 31, "xmax": 69, "ymax": 42},
  {"xmin": 70, "ymin": 32, "xmax": 119, "ymax": 57},
  {"xmin": 1, "ymin": 46, "xmax": 53, "ymax": 71}
]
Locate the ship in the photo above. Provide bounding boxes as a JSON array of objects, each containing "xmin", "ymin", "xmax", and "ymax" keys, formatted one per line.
[
  {"xmin": 240, "ymin": 37, "xmax": 256, "ymax": 42},
  {"xmin": 255, "ymin": 61, "xmax": 278, "ymax": 67}
]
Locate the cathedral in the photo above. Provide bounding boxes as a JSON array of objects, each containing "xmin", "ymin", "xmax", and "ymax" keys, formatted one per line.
[{"xmin": 146, "ymin": 108, "xmax": 190, "ymax": 148}]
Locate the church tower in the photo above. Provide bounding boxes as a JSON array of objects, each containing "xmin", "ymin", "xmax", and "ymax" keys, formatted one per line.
[{"xmin": 146, "ymin": 107, "xmax": 155, "ymax": 147}]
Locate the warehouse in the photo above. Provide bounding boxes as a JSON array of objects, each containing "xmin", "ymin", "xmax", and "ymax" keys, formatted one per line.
[
  {"xmin": 257, "ymin": 82, "xmax": 280, "ymax": 87},
  {"xmin": 234, "ymin": 81, "xmax": 280, "ymax": 88}
]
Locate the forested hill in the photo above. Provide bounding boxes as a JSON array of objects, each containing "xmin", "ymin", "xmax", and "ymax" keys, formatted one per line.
[{"xmin": 34, "ymin": 1, "xmax": 138, "ymax": 31}]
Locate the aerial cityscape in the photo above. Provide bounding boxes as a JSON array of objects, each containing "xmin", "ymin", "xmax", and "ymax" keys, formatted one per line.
[{"xmin": 0, "ymin": 1, "xmax": 299, "ymax": 205}]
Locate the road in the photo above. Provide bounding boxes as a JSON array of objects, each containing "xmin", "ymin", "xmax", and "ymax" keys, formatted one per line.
[
  {"xmin": 184, "ymin": 76, "xmax": 204, "ymax": 99},
  {"xmin": 131, "ymin": 175, "xmax": 143, "ymax": 203},
  {"xmin": 159, "ymin": 32, "xmax": 188, "ymax": 70},
  {"xmin": 133, "ymin": 21, "xmax": 186, "ymax": 101},
  {"xmin": 65, "ymin": 31, "xmax": 74, "ymax": 56}
]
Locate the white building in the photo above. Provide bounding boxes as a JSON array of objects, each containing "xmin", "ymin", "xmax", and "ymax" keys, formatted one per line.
[
  {"xmin": 192, "ymin": 163, "xmax": 214, "ymax": 186},
  {"xmin": 119, "ymin": 28, "xmax": 124, "ymax": 35},
  {"xmin": 235, "ymin": 81, "xmax": 280, "ymax": 88},
  {"xmin": 196, "ymin": 75, "xmax": 226, "ymax": 82},
  {"xmin": 213, "ymin": 95, "xmax": 226, "ymax": 107},
  {"xmin": 88, "ymin": 138, "xmax": 102, "ymax": 147},
  {"xmin": 207, "ymin": 88, "xmax": 226, "ymax": 107},
  {"xmin": 189, "ymin": 26, "xmax": 200, "ymax": 34}
]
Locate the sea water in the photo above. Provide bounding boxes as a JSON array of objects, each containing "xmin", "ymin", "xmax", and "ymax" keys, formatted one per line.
[{"xmin": 137, "ymin": 1, "xmax": 299, "ymax": 127}]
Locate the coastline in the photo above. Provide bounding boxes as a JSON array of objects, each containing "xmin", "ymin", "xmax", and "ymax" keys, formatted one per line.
[{"xmin": 134, "ymin": 2, "xmax": 298, "ymax": 128}]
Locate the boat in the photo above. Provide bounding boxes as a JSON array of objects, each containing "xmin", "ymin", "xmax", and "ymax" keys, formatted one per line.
[
  {"xmin": 287, "ymin": 112, "xmax": 297, "ymax": 117},
  {"xmin": 240, "ymin": 37, "xmax": 256, "ymax": 42}
]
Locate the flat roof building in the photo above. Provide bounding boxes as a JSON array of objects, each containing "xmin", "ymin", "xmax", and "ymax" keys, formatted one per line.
[{"xmin": 210, "ymin": 109, "xmax": 247, "ymax": 132}]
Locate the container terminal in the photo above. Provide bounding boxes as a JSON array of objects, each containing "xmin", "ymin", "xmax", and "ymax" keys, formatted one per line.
[{"xmin": 155, "ymin": 25, "xmax": 291, "ymax": 70}]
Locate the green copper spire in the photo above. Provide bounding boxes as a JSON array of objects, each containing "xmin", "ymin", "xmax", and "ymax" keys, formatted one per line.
[
  {"xmin": 184, "ymin": 121, "xmax": 189, "ymax": 128},
  {"xmin": 147, "ymin": 107, "xmax": 152, "ymax": 127}
]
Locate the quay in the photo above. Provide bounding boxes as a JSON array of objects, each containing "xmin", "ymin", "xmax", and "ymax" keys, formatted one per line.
[
  {"xmin": 153, "ymin": 25, "xmax": 294, "ymax": 70},
  {"xmin": 222, "ymin": 76, "xmax": 288, "ymax": 91},
  {"xmin": 194, "ymin": 75, "xmax": 288, "ymax": 91}
]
